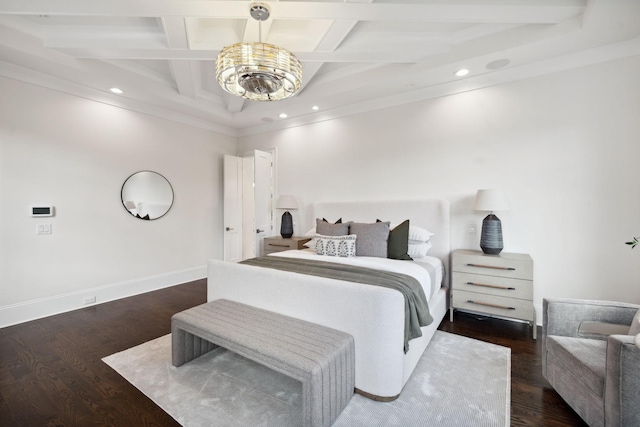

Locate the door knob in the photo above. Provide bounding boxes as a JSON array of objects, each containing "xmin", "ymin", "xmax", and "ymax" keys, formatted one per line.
[
  {"xmin": 256, "ymin": 229, "xmax": 265, "ymax": 233},
  {"xmin": 225, "ymin": 227, "xmax": 234, "ymax": 231}
]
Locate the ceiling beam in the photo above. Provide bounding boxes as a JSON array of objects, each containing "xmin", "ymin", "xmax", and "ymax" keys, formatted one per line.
[
  {"xmin": 225, "ymin": 94, "xmax": 245, "ymax": 113},
  {"xmin": 162, "ymin": 17, "xmax": 196, "ymax": 99},
  {"xmin": 49, "ymin": 46, "xmax": 451, "ymax": 63},
  {"xmin": 0, "ymin": 1, "xmax": 586, "ymax": 24}
]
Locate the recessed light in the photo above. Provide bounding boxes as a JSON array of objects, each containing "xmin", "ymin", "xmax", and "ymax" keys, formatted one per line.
[
  {"xmin": 486, "ymin": 59, "xmax": 510, "ymax": 70},
  {"xmin": 455, "ymin": 69, "xmax": 469, "ymax": 77},
  {"xmin": 279, "ymin": 113, "xmax": 288, "ymax": 118},
  {"xmin": 110, "ymin": 87, "xmax": 124, "ymax": 94},
  {"xmin": 312, "ymin": 105, "xmax": 319, "ymax": 111}
]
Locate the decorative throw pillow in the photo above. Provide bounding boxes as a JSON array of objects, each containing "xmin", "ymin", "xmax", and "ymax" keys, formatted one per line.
[
  {"xmin": 378, "ymin": 219, "xmax": 412, "ymax": 260},
  {"xmin": 316, "ymin": 218, "xmax": 350, "ymax": 236},
  {"xmin": 349, "ymin": 222, "xmax": 390, "ymax": 257},
  {"xmin": 315, "ymin": 235, "xmax": 356, "ymax": 257},
  {"xmin": 323, "ymin": 218, "xmax": 342, "ymax": 224}
]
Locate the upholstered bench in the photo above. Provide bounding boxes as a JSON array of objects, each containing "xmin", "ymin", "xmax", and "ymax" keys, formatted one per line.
[{"xmin": 171, "ymin": 299, "xmax": 355, "ymax": 427}]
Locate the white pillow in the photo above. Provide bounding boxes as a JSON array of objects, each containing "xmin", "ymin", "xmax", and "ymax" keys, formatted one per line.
[
  {"xmin": 389, "ymin": 224, "xmax": 433, "ymax": 243},
  {"xmin": 408, "ymin": 225, "xmax": 434, "ymax": 243},
  {"xmin": 315, "ymin": 234, "xmax": 357, "ymax": 257},
  {"xmin": 304, "ymin": 237, "xmax": 317, "ymax": 250},
  {"xmin": 407, "ymin": 241, "xmax": 432, "ymax": 259}
]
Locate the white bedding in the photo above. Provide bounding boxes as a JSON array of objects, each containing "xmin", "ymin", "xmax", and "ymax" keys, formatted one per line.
[{"xmin": 270, "ymin": 249, "xmax": 443, "ymax": 299}]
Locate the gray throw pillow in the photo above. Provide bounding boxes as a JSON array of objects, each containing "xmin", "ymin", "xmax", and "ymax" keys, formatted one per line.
[
  {"xmin": 349, "ymin": 221, "xmax": 390, "ymax": 257},
  {"xmin": 316, "ymin": 218, "xmax": 350, "ymax": 236}
]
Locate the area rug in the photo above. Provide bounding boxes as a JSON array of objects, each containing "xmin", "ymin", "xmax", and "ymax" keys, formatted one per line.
[{"xmin": 103, "ymin": 331, "xmax": 510, "ymax": 426}]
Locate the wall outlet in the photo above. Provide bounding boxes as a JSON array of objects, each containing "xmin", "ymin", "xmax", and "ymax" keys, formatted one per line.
[{"xmin": 83, "ymin": 296, "xmax": 96, "ymax": 305}]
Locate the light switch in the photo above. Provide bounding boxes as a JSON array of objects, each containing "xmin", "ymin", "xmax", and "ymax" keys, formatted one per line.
[
  {"xmin": 467, "ymin": 222, "xmax": 477, "ymax": 234},
  {"xmin": 36, "ymin": 224, "xmax": 52, "ymax": 235}
]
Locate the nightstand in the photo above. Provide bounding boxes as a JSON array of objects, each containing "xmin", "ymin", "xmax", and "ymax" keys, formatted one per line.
[
  {"xmin": 450, "ymin": 249, "xmax": 536, "ymax": 339},
  {"xmin": 263, "ymin": 236, "xmax": 311, "ymax": 255}
]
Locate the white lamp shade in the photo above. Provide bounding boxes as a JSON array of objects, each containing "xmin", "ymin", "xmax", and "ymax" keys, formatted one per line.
[
  {"xmin": 473, "ymin": 189, "xmax": 510, "ymax": 212},
  {"xmin": 276, "ymin": 195, "xmax": 298, "ymax": 210}
]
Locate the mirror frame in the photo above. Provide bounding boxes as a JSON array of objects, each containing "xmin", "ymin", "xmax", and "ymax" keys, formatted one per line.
[{"xmin": 121, "ymin": 170, "xmax": 174, "ymax": 220}]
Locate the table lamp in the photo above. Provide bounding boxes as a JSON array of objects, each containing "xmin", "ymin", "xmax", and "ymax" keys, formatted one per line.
[
  {"xmin": 473, "ymin": 189, "xmax": 510, "ymax": 255},
  {"xmin": 276, "ymin": 195, "xmax": 298, "ymax": 238}
]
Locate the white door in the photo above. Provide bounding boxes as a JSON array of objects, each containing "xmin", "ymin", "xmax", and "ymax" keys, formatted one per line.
[
  {"xmin": 242, "ymin": 156, "xmax": 255, "ymax": 259},
  {"xmin": 253, "ymin": 150, "xmax": 273, "ymax": 256},
  {"xmin": 223, "ymin": 155, "xmax": 243, "ymax": 262}
]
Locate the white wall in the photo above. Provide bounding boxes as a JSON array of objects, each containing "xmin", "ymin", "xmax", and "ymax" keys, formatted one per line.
[
  {"xmin": 239, "ymin": 55, "xmax": 640, "ymax": 317},
  {"xmin": 0, "ymin": 76, "xmax": 236, "ymax": 326},
  {"xmin": 2, "ymin": 56, "xmax": 639, "ymax": 328}
]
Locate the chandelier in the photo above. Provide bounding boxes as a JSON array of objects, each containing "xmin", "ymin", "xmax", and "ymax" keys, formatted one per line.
[{"xmin": 216, "ymin": 3, "xmax": 302, "ymax": 101}]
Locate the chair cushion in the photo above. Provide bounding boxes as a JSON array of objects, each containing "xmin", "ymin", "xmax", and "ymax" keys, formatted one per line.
[
  {"xmin": 628, "ymin": 309, "xmax": 640, "ymax": 336},
  {"xmin": 546, "ymin": 335, "xmax": 607, "ymax": 397},
  {"xmin": 578, "ymin": 321, "xmax": 630, "ymax": 340}
]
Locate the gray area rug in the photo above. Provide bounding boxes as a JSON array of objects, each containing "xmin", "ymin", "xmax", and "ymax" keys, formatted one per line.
[{"xmin": 103, "ymin": 331, "xmax": 510, "ymax": 426}]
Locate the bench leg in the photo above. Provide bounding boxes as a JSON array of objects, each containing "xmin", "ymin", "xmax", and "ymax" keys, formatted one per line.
[{"xmin": 171, "ymin": 323, "xmax": 217, "ymax": 367}]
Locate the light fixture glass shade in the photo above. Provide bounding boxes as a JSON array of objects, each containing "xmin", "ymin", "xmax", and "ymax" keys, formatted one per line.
[
  {"xmin": 472, "ymin": 189, "xmax": 510, "ymax": 212},
  {"xmin": 276, "ymin": 195, "xmax": 298, "ymax": 210},
  {"xmin": 216, "ymin": 42, "xmax": 302, "ymax": 101}
]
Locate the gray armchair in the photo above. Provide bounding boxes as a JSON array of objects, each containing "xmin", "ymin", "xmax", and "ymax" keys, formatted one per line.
[{"xmin": 542, "ymin": 298, "xmax": 640, "ymax": 427}]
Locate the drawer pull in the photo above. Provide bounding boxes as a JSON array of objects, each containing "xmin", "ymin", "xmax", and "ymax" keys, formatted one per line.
[
  {"xmin": 466, "ymin": 300, "xmax": 516, "ymax": 310},
  {"xmin": 466, "ymin": 263, "xmax": 515, "ymax": 271},
  {"xmin": 268, "ymin": 244, "xmax": 290, "ymax": 248},
  {"xmin": 466, "ymin": 282, "xmax": 516, "ymax": 290}
]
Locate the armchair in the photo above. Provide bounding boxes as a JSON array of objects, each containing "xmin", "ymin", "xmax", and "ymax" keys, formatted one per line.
[{"xmin": 542, "ymin": 298, "xmax": 640, "ymax": 427}]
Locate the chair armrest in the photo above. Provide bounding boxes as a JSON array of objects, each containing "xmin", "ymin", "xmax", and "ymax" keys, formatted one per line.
[
  {"xmin": 605, "ymin": 335, "xmax": 640, "ymax": 426},
  {"xmin": 543, "ymin": 298, "xmax": 639, "ymax": 338}
]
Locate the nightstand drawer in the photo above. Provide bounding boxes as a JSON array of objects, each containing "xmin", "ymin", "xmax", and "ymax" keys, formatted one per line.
[
  {"xmin": 265, "ymin": 240, "xmax": 298, "ymax": 250},
  {"xmin": 263, "ymin": 236, "xmax": 311, "ymax": 254},
  {"xmin": 453, "ymin": 290, "xmax": 534, "ymax": 321},
  {"xmin": 452, "ymin": 272, "xmax": 532, "ymax": 300},
  {"xmin": 452, "ymin": 250, "xmax": 533, "ymax": 280}
]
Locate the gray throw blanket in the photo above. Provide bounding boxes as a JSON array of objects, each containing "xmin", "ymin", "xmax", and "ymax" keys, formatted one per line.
[{"xmin": 240, "ymin": 256, "xmax": 433, "ymax": 353}]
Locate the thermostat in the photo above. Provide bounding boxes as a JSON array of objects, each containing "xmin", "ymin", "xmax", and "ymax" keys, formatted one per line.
[{"xmin": 31, "ymin": 206, "xmax": 54, "ymax": 217}]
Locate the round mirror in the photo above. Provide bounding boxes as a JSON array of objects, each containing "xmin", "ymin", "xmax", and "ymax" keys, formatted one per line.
[{"xmin": 121, "ymin": 171, "xmax": 174, "ymax": 220}]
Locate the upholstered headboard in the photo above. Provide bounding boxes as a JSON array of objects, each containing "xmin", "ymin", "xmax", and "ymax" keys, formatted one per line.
[{"xmin": 311, "ymin": 198, "xmax": 451, "ymax": 282}]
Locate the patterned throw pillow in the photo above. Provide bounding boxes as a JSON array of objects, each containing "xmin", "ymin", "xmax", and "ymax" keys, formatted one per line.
[{"xmin": 315, "ymin": 235, "xmax": 357, "ymax": 257}]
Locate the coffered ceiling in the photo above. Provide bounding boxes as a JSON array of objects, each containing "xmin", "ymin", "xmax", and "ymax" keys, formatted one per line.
[{"xmin": 0, "ymin": 1, "xmax": 639, "ymax": 136}]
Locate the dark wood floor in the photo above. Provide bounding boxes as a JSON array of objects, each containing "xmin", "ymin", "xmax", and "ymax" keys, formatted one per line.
[{"xmin": 0, "ymin": 280, "xmax": 586, "ymax": 426}]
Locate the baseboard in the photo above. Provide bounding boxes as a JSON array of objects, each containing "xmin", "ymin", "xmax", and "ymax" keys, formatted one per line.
[{"xmin": 0, "ymin": 266, "xmax": 206, "ymax": 328}]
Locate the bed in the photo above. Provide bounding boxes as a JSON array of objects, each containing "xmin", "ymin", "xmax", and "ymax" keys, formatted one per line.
[{"xmin": 207, "ymin": 198, "xmax": 450, "ymax": 401}]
